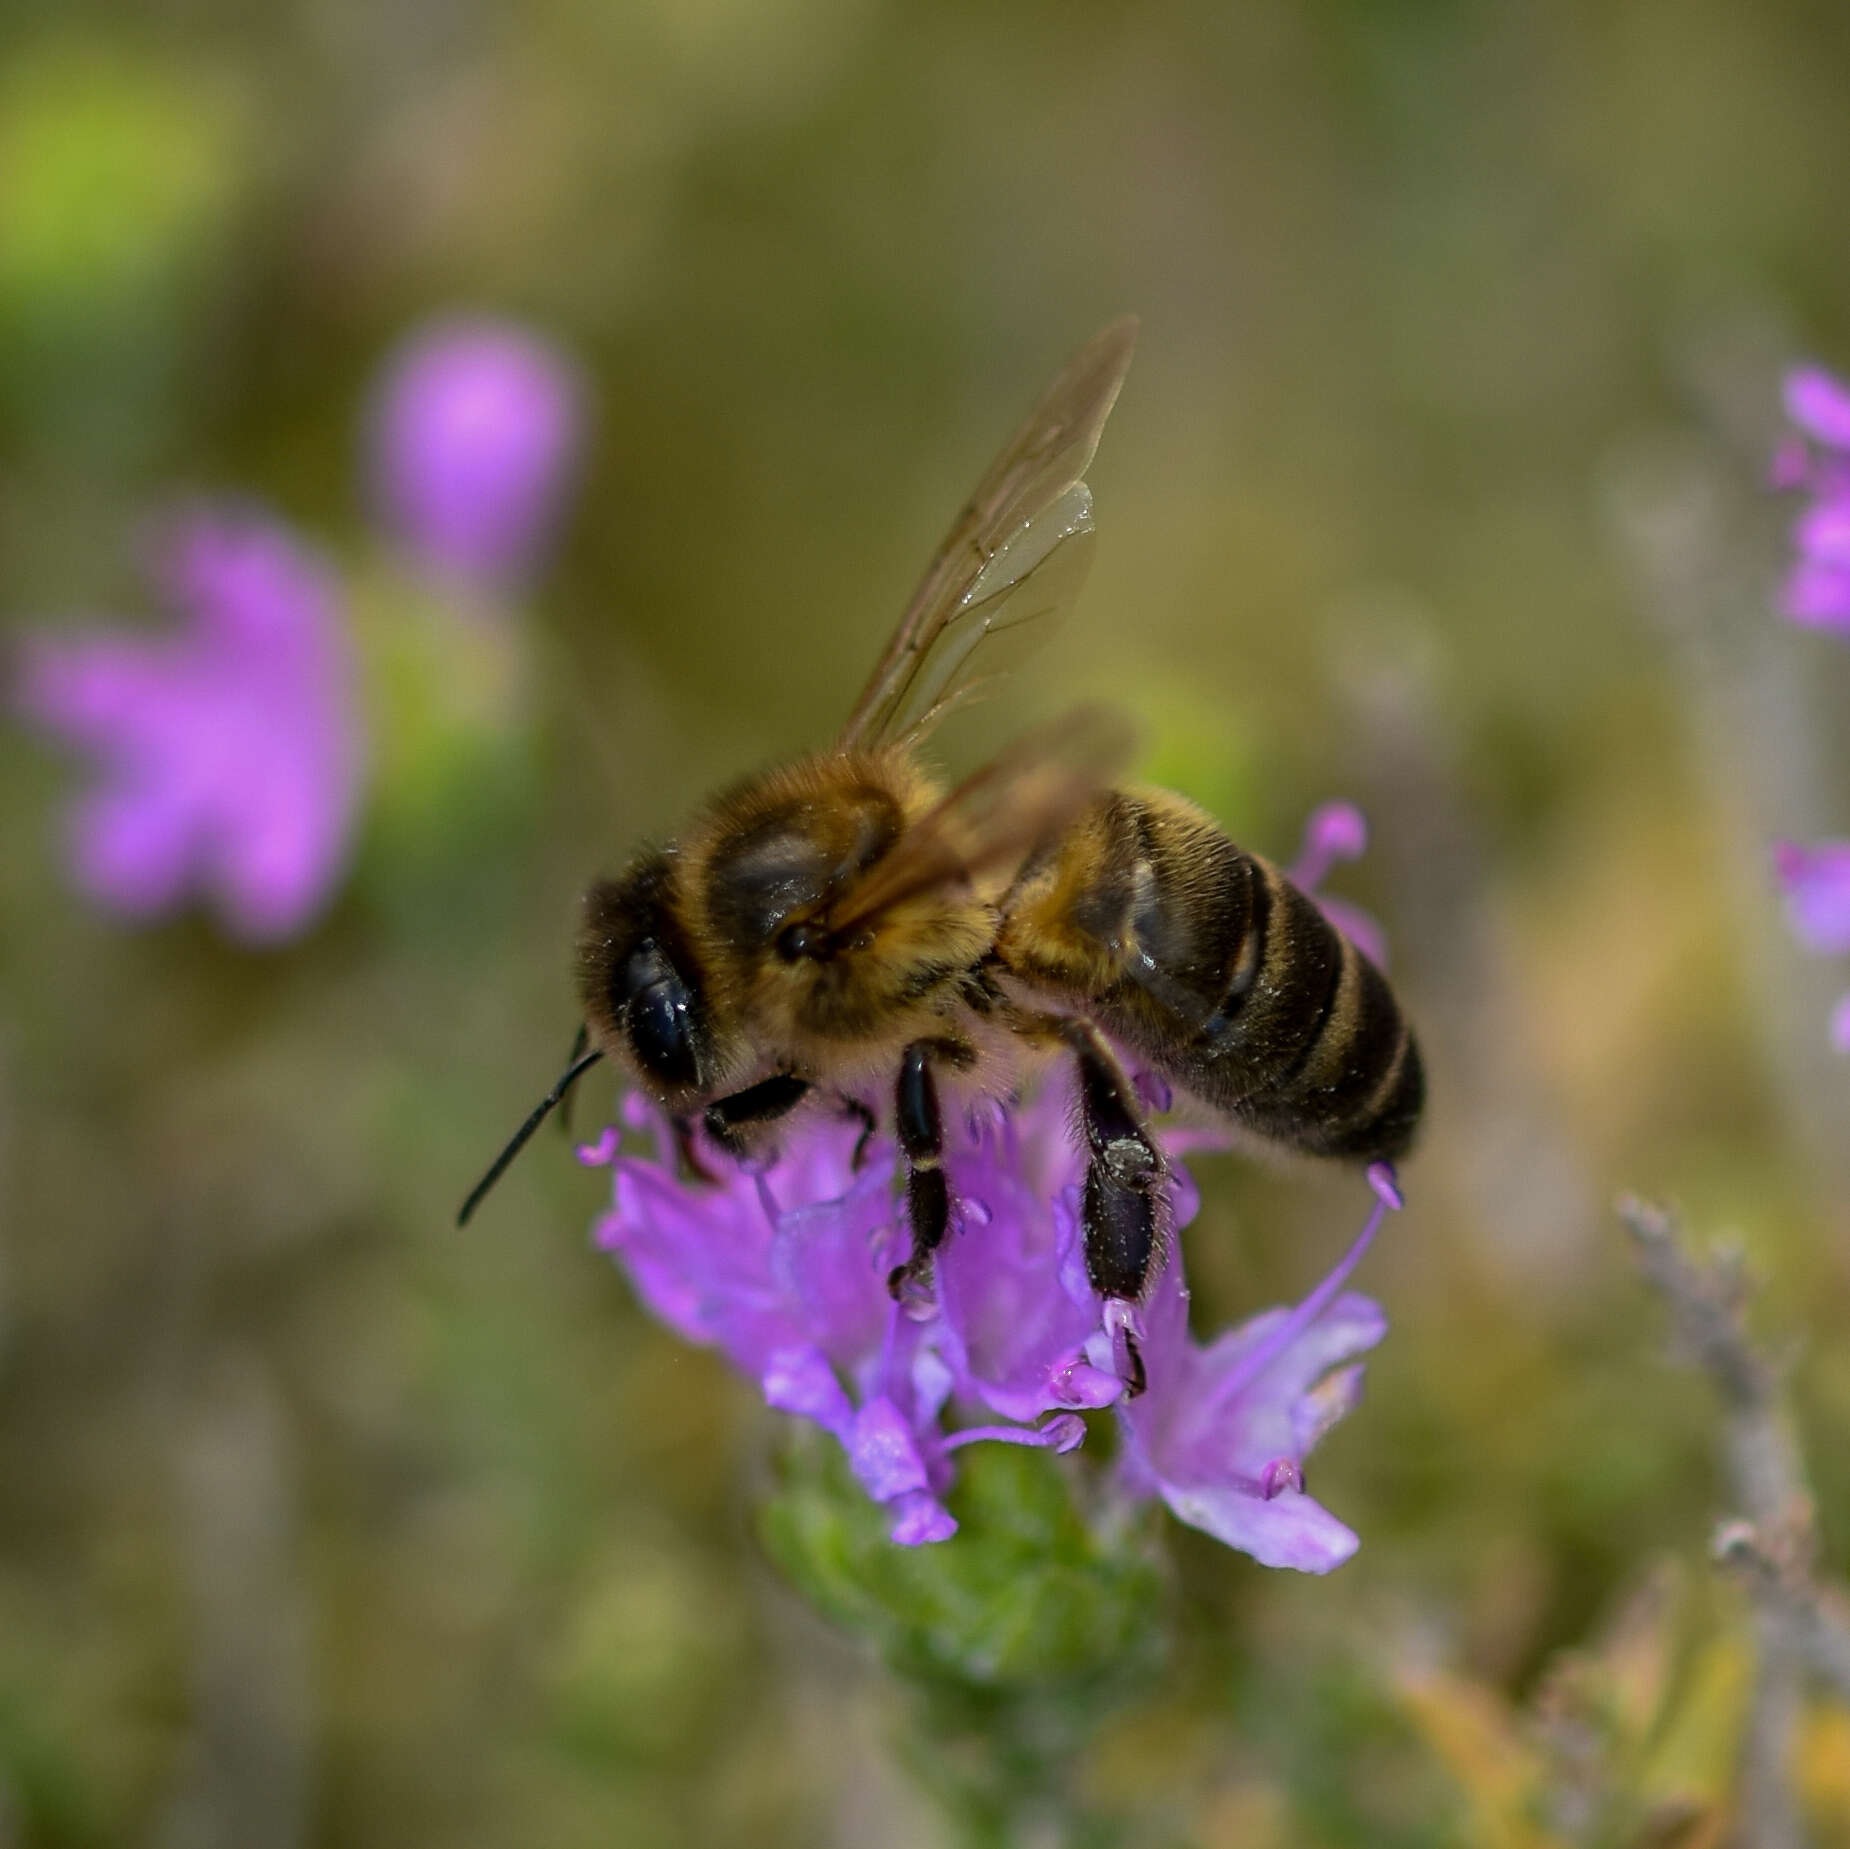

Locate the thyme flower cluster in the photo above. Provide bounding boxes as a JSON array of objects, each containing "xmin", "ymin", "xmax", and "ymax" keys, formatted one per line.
[
  {"xmin": 583, "ymin": 806, "xmax": 1402, "ymax": 1569},
  {"xmin": 583, "ymin": 1088, "xmax": 1397, "ymax": 1568}
]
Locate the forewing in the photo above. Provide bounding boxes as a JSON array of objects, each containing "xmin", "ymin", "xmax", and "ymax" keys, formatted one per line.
[
  {"xmin": 827, "ymin": 705, "xmax": 1137, "ymax": 934},
  {"xmin": 837, "ymin": 317, "xmax": 1138, "ymax": 752}
]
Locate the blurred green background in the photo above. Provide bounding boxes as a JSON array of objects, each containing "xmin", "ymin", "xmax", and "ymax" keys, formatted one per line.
[{"xmin": 7, "ymin": 1, "xmax": 1850, "ymax": 1843}]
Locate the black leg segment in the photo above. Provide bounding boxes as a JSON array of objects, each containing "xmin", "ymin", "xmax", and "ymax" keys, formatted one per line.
[
  {"xmin": 1083, "ymin": 1166, "xmax": 1159, "ymax": 1302},
  {"xmin": 1070, "ymin": 1028, "xmax": 1162, "ymax": 1193},
  {"xmin": 993, "ymin": 1006, "xmax": 1169, "ymax": 1329},
  {"xmin": 836, "ymin": 1093, "xmax": 879, "ymax": 1168},
  {"xmin": 1085, "ymin": 1160, "xmax": 1156, "ymax": 1399},
  {"xmin": 701, "ymin": 1072, "xmax": 811, "ymax": 1158},
  {"xmin": 896, "ymin": 1041, "xmax": 942, "ymax": 1160},
  {"xmin": 887, "ymin": 1039, "xmax": 964, "ymax": 1301},
  {"xmin": 1064, "ymin": 1022, "xmax": 1165, "ymax": 1396}
]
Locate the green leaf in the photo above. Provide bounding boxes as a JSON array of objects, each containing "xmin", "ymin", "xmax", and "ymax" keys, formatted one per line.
[{"xmin": 760, "ymin": 1433, "xmax": 1166, "ymax": 1700}]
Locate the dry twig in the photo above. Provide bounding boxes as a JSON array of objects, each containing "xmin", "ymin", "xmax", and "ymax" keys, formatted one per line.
[{"xmin": 1621, "ymin": 1195, "xmax": 1850, "ymax": 1849}]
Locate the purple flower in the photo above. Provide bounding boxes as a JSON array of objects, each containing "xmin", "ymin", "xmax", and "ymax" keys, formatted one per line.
[
  {"xmin": 1287, "ymin": 799, "xmax": 1389, "ymax": 968},
  {"xmin": 1775, "ymin": 840, "xmax": 1850, "ymax": 955},
  {"xmin": 13, "ymin": 509, "xmax": 364, "ymax": 943},
  {"xmin": 1774, "ymin": 840, "xmax": 1850, "ymax": 1051},
  {"xmin": 583, "ymin": 1094, "xmax": 1087, "ymax": 1546},
  {"xmin": 1771, "ymin": 371, "xmax": 1850, "ymax": 1047},
  {"xmin": 1775, "ymin": 365, "xmax": 1850, "ymax": 636},
  {"xmin": 582, "ymin": 1080, "xmax": 1394, "ymax": 1565},
  {"xmin": 368, "ymin": 318, "xmax": 586, "ymax": 593},
  {"xmin": 1115, "ymin": 1167, "xmax": 1398, "ymax": 1572},
  {"xmin": 935, "ymin": 1088, "xmax": 1138, "ymax": 1420},
  {"xmin": 1785, "ymin": 368, "xmax": 1850, "ymax": 451}
]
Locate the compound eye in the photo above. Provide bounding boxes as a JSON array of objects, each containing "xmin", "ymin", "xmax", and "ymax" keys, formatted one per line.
[{"xmin": 622, "ymin": 941, "xmax": 702, "ymax": 1089}]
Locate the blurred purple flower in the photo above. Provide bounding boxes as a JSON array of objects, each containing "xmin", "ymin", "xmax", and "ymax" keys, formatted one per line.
[
  {"xmin": 1786, "ymin": 368, "xmax": 1850, "ymax": 451},
  {"xmin": 1771, "ymin": 373, "xmax": 1850, "ymax": 1045},
  {"xmin": 1774, "ymin": 840, "xmax": 1850, "ymax": 1051},
  {"xmin": 1775, "ymin": 840, "xmax": 1850, "ymax": 955},
  {"xmin": 582, "ymin": 1079, "xmax": 1393, "ymax": 1564},
  {"xmin": 1288, "ymin": 799, "xmax": 1389, "ymax": 968},
  {"xmin": 1775, "ymin": 365, "xmax": 1850, "ymax": 636},
  {"xmin": 13, "ymin": 509, "xmax": 364, "ymax": 943},
  {"xmin": 369, "ymin": 318, "xmax": 586, "ymax": 592}
]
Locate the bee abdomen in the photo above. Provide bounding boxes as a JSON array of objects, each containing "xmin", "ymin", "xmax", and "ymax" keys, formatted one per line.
[
  {"xmin": 998, "ymin": 788, "xmax": 1424, "ymax": 1167},
  {"xmin": 1188, "ymin": 855, "xmax": 1422, "ymax": 1163}
]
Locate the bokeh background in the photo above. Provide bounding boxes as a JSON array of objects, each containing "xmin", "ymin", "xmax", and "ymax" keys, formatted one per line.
[{"xmin": 7, "ymin": 2, "xmax": 1850, "ymax": 1843}]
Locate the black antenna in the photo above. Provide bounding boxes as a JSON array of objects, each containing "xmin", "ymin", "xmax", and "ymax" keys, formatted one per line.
[
  {"xmin": 457, "ymin": 1044, "xmax": 606, "ymax": 1227},
  {"xmin": 555, "ymin": 1023, "xmax": 590, "ymax": 1140}
]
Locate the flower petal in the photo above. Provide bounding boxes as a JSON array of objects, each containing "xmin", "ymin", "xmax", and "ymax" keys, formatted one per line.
[
  {"xmin": 605, "ymin": 1159, "xmax": 791, "ymax": 1363},
  {"xmin": 770, "ymin": 1183, "xmax": 894, "ymax": 1370},
  {"xmin": 14, "ymin": 637, "xmax": 181, "ymax": 750},
  {"xmin": 1786, "ymin": 368, "xmax": 1850, "ymax": 450},
  {"xmin": 888, "ymin": 1490, "xmax": 957, "ymax": 1545},
  {"xmin": 1783, "ymin": 558, "xmax": 1850, "ymax": 631},
  {"xmin": 1158, "ymin": 1480, "xmax": 1361, "ymax": 1572},
  {"xmin": 1191, "ymin": 1293, "xmax": 1389, "ymax": 1427},
  {"xmin": 1316, "ymin": 894, "xmax": 1390, "ymax": 970},
  {"xmin": 1288, "ymin": 801, "xmax": 1368, "ymax": 890},
  {"xmin": 16, "ymin": 509, "xmax": 364, "ymax": 944},
  {"xmin": 763, "ymin": 1346, "xmax": 854, "ymax": 1437},
  {"xmin": 1292, "ymin": 1361, "xmax": 1370, "ymax": 1455},
  {"xmin": 1140, "ymin": 1294, "xmax": 1386, "ymax": 1488},
  {"xmin": 1774, "ymin": 840, "xmax": 1850, "ymax": 955},
  {"xmin": 370, "ymin": 318, "xmax": 586, "ymax": 590},
  {"xmin": 1048, "ymin": 1354, "xmax": 1126, "ymax": 1409},
  {"xmin": 1771, "ymin": 436, "xmax": 1813, "ymax": 491},
  {"xmin": 68, "ymin": 781, "xmax": 199, "ymax": 917},
  {"xmin": 576, "ymin": 1127, "xmax": 621, "ymax": 1167},
  {"xmin": 848, "ymin": 1396, "xmax": 931, "ymax": 1501},
  {"xmin": 1796, "ymin": 501, "xmax": 1850, "ymax": 565},
  {"xmin": 935, "ymin": 1138, "xmax": 1103, "ymax": 1421}
]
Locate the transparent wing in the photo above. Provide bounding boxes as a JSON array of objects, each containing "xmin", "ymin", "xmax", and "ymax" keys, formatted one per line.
[
  {"xmin": 837, "ymin": 316, "xmax": 1138, "ymax": 753},
  {"xmin": 827, "ymin": 704, "xmax": 1137, "ymax": 934}
]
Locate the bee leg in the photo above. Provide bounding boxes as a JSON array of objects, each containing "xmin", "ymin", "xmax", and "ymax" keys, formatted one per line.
[
  {"xmin": 1069, "ymin": 1026, "xmax": 1165, "ymax": 1201},
  {"xmin": 836, "ymin": 1094, "xmax": 879, "ymax": 1169},
  {"xmin": 1085, "ymin": 1174, "xmax": 1154, "ymax": 1396},
  {"xmin": 1065, "ymin": 1025, "xmax": 1164, "ymax": 1398},
  {"xmin": 887, "ymin": 1041, "xmax": 953, "ymax": 1308},
  {"xmin": 701, "ymin": 1073, "xmax": 811, "ymax": 1161}
]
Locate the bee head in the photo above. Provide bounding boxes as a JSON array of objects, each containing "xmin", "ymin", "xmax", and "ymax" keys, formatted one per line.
[{"xmin": 577, "ymin": 854, "xmax": 713, "ymax": 1103}]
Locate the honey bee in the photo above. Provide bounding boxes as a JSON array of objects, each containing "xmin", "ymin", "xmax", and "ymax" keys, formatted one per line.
[{"xmin": 458, "ymin": 318, "xmax": 1423, "ymax": 1391}]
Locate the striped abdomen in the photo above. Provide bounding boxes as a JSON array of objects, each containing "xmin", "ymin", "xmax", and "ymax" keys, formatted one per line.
[{"xmin": 995, "ymin": 788, "xmax": 1423, "ymax": 1163}]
